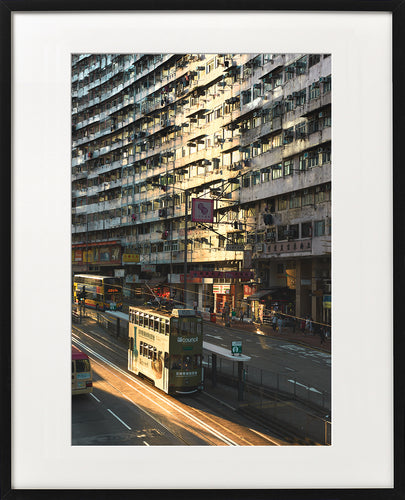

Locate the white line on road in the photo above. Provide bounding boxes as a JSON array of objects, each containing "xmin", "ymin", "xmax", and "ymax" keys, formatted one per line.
[
  {"xmin": 107, "ymin": 409, "xmax": 132, "ymax": 430},
  {"xmin": 287, "ymin": 380, "xmax": 322, "ymax": 394},
  {"xmin": 73, "ymin": 337, "xmax": 239, "ymax": 446},
  {"xmin": 90, "ymin": 392, "xmax": 101, "ymax": 403},
  {"xmin": 284, "ymin": 367, "xmax": 295, "ymax": 372},
  {"xmin": 143, "ymin": 441, "xmax": 150, "ymax": 446}
]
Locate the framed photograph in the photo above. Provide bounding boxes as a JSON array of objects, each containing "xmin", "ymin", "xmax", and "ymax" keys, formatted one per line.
[{"xmin": 4, "ymin": 3, "xmax": 403, "ymax": 499}]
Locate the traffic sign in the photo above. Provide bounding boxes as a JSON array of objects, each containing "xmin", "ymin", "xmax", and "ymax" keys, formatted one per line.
[{"xmin": 231, "ymin": 341, "xmax": 242, "ymax": 355}]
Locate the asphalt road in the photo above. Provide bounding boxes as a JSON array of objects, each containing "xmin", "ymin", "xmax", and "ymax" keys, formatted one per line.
[
  {"xmin": 203, "ymin": 321, "xmax": 331, "ymax": 396},
  {"xmin": 72, "ymin": 323, "xmax": 288, "ymax": 446}
]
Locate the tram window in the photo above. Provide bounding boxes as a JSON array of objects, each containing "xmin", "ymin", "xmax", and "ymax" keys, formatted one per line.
[
  {"xmin": 171, "ymin": 318, "xmax": 179, "ymax": 334},
  {"xmin": 166, "ymin": 320, "xmax": 170, "ymax": 334},
  {"xmin": 171, "ymin": 355, "xmax": 181, "ymax": 369},
  {"xmin": 140, "ymin": 341, "xmax": 144, "ymax": 355},
  {"xmin": 159, "ymin": 320, "xmax": 165, "ymax": 335},
  {"xmin": 193, "ymin": 354, "xmax": 202, "ymax": 368},
  {"xmin": 144, "ymin": 316, "xmax": 149, "ymax": 329},
  {"xmin": 148, "ymin": 345, "xmax": 153, "ymax": 359},
  {"xmin": 139, "ymin": 314, "xmax": 144, "ymax": 327},
  {"xmin": 154, "ymin": 317, "xmax": 159, "ymax": 332},
  {"xmin": 135, "ymin": 312, "xmax": 139, "ymax": 325},
  {"xmin": 183, "ymin": 355, "xmax": 192, "ymax": 369}
]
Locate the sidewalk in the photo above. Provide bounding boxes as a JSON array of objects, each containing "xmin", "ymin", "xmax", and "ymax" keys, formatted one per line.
[{"xmin": 207, "ymin": 317, "xmax": 331, "ymax": 354}]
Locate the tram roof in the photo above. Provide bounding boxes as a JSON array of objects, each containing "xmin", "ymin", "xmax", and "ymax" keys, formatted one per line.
[{"xmin": 128, "ymin": 305, "xmax": 198, "ymax": 319}]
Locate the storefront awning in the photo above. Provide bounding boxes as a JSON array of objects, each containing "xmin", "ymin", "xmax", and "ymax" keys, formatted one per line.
[
  {"xmin": 247, "ymin": 287, "xmax": 290, "ymax": 301},
  {"xmin": 247, "ymin": 289, "xmax": 273, "ymax": 301}
]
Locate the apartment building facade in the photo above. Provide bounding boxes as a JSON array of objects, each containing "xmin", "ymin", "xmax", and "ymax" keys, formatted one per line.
[{"xmin": 72, "ymin": 53, "xmax": 331, "ymax": 324}]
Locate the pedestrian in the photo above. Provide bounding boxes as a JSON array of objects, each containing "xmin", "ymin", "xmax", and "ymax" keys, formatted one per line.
[
  {"xmin": 320, "ymin": 327, "xmax": 326, "ymax": 345},
  {"xmin": 277, "ymin": 315, "xmax": 283, "ymax": 334},
  {"xmin": 239, "ymin": 309, "xmax": 244, "ymax": 322},
  {"xmin": 231, "ymin": 308, "xmax": 236, "ymax": 322},
  {"xmin": 272, "ymin": 314, "xmax": 278, "ymax": 332},
  {"xmin": 309, "ymin": 317, "xmax": 314, "ymax": 334},
  {"xmin": 300, "ymin": 318, "xmax": 306, "ymax": 333}
]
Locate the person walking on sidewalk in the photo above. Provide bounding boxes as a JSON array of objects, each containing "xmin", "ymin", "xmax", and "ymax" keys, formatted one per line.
[
  {"xmin": 272, "ymin": 314, "xmax": 278, "ymax": 332},
  {"xmin": 277, "ymin": 315, "xmax": 283, "ymax": 334},
  {"xmin": 320, "ymin": 326, "xmax": 326, "ymax": 345},
  {"xmin": 239, "ymin": 309, "xmax": 244, "ymax": 322}
]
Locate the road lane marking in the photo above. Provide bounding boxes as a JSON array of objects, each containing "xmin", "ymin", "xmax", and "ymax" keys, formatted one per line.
[
  {"xmin": 107, "ymin": 409, "xmax": 132, "ymax": 430},
  {"xmin": 143, "ymin": 441, "xmax": 150, "ymax": 446},
  {"xmin": 90, "ymin": 392, "xmax": 101, "ymax": 403},
  {"xmin": 73, "ymin": 337, "xmax": 239, "ymax": 446},
  {"xmin": 284, "ymin": 367, "xmax": 295, "ymax": 372},
  {"xmin": 287, "ymin": 380, "xmax": 322, "ymax": 394}
]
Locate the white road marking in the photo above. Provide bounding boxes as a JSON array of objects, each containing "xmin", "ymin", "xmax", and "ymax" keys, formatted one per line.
[
  {"xmin": 143, "ymin": 441, "xmax": 150, "ymax": 446},
  {"xmin": 107, "ymin": 409, "xmax": 132, "ymax": 430},
  {"xmin": 287, "ymin": 380, "xmax": 322, "ymax": 394},
  {"xmin": 284, "ymin": 367, "xmax": 295, "ymax": 372},
  {"xmin": 205, "ymin": 334, "xmax": 223, "ymax": 340},
  {"xmin": 73, "ymin": 337, "xmax": 239, "ymax": 446},
  {"xmin": 90, "ymin": 392, "xmax": 101, "ymax": 403}
]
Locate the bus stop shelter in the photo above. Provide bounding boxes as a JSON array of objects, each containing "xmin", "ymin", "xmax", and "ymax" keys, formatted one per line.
[{"xmin": 203, "ymin": 341, "xmax": 251, "ymax": 401}]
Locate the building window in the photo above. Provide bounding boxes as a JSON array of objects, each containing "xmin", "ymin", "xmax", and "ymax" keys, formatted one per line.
[
  {"xmin": 307, "ymin": 152, "xmax": 319, "ymax": 168},
  {"xmin": 296, "ymin": 89, "xmax": 306, "ymax": 106},
  {"xmin": 314, "ymin": 220, "xmax": 325, "ymax": 236},
  {"xmin": 321, "ymin": 75, "xmax": 332, "ymax": 93},
  {"xmin": 283, "ymin": 127, "xmax": 294, "ymax": 145},
  {"xmin": 301, "ymin": 222, "xmax": 312, "ymax": 238},
  {"xmin": 242, "ymin": 90, "xmax": 252, "ymax": 105},
  {"xmin": 308, "ymin": 54, "xmax": 321, "ymax": 68},
  {"xmin": 295, "ymin": 56, "xmax": 307, "ymax": 75},
  {"xmin": 289, "ymin": 193, "xmax": 301, "ymax": 209},
  {"xmin": 261, "ymin": 168, "xmax": 270, "ymax": 182},
  {"xmin": 277, "ymin": 225, "xmax": 288, "ymax": 240},
  {"xmin": 278, "ymin": 197, "xmax": 288, "ymax": 210},
  {"xmin": 309, "ymin": 83, "xmax": 320, "ymax": 100},
  {"xmin": 302, "ymin": 190, "xmax": 314, "ymax": 206},
  {"xmin": 284, "ymin": 158, "xmax": 294, "ymax": 176},
  {"xmin": 272, "ymin": 164, "xmax": 283, "ymax": 179}
]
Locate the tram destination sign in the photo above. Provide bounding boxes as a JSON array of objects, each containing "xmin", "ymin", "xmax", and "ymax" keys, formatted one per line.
[{"xmin": 231, "ymin": 341, "xmax": 242, "ymax": 355}]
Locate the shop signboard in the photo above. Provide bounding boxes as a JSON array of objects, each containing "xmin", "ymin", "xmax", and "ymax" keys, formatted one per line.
[
  {"xmin": 323, "ymin": 295, "xmax": 331, "ymax": 309},
  {"xmin": 213, "ymin": 284, "xmax": 231, "ymax": 294},
  {"xmin": 191, "ymin": 198, "xmax": 214, "ymax": 223}
]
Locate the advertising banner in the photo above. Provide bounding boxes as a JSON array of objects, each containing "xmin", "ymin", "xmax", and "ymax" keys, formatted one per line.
[{"xmin": 191, "ymin": 198, "xmax": 214, "ymax": 223}]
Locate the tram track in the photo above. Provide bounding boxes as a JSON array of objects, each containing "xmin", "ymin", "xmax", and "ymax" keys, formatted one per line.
[{"xmin": 72, "ymin": 333, "xmax": 241, "ymax": 446}]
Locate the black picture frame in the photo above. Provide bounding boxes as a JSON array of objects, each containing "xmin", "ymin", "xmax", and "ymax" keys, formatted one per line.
[{"xmin": 2, "ymin": 1, "xmax": 404, "ymax": 499}]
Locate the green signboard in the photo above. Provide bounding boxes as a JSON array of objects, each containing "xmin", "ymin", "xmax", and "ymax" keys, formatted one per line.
[{"xmin": 231, "ymin": 341, "xmax": 242, "ymax": 355}]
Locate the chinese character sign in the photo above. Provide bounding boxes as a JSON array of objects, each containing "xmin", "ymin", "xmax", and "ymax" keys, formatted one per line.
[{"xmin": 191, "ymin": 199, "xmax": 214, "ymax": 223}]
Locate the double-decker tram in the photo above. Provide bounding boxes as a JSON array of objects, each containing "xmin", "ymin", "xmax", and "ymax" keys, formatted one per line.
[
  {"xmin": 128, "ymin": 306, "xmax": 203, "ymax": 395},
  {"xmin": 73, "ymin": 274, "xmax": 122, "ymax": 311}
]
